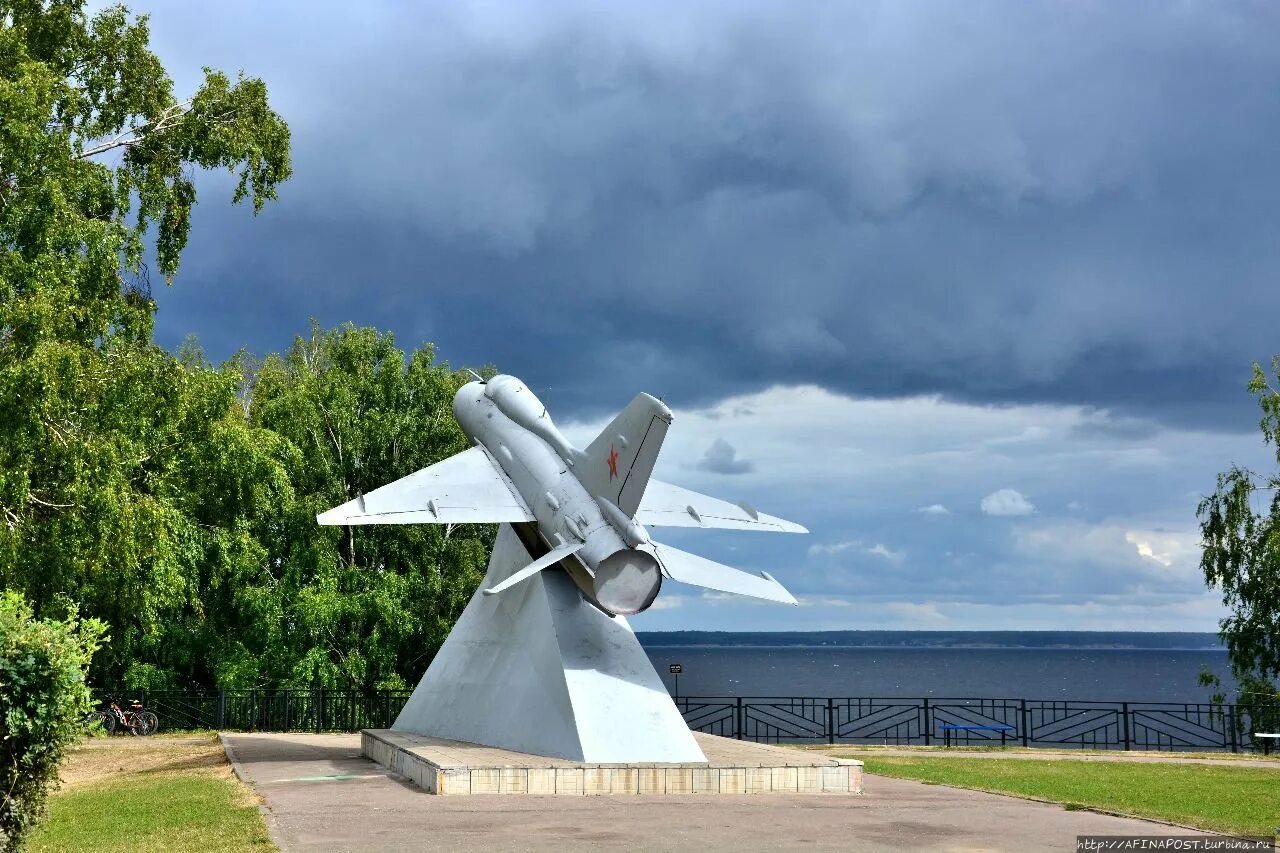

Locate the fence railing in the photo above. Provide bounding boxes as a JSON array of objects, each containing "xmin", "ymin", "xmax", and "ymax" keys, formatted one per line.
[
  {"xmin": 104, "ymin": 690, "xmax": 1279, "ymax": 753},
  {"xmin": 107, "ymin": 689, "xmax": 411, "ymax": 734},
  {"xmin": 673, "ymin": 696, "xmax": 1278, "ymax": 753}
]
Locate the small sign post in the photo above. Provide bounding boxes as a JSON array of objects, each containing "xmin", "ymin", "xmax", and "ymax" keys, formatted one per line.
[{"xmin": 669, "ymin": 663, "xmax": 682, "ymax": 699}]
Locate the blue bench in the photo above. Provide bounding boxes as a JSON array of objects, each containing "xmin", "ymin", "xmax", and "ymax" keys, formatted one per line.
[{"xmin": 938, "ymin": 723, "xmax": 1016, "ymax": 747}]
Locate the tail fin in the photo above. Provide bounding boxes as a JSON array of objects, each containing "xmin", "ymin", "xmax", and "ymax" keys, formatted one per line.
[{"xmin": 577, "ymin": 393, "xmax": 672, "ymax": 516}]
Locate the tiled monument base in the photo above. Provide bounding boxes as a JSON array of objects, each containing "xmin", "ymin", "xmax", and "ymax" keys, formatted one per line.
[{"xmin": 361, "ymin": 729, "xmax": 863, "ymax": 796}]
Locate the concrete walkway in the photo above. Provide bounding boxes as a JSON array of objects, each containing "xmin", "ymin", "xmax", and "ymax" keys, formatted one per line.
[{"xmin": 221, "ymin": 733, "xmax": 1215, "ymax": 852}]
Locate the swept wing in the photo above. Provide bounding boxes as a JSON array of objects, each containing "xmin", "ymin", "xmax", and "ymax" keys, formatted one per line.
[{"xmin": 316, "ymin": 445, "xmax": 534, "ymax": 526}]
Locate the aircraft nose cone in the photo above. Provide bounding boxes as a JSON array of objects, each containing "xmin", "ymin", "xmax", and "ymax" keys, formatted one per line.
[{"xmin": 592, "ymin": 549, "xmax": 662, "ymax": 615}]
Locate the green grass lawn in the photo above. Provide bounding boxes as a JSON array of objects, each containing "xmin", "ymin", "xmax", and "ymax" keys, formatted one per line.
[
  {"xmin": 27, "ymin": 736, "xmax": 274, "ymax": 853},
  {"xmin": 809, "ymin": 744, "xmax": 1279, "ymax": 761},
  {"xmin": 859, "ymin": 755, "xmax": 1280, "ymax": 838}
]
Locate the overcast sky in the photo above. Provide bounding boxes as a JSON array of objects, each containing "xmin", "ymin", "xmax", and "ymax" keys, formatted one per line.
[{"xmin": 137, "ymin": 0, "xmax": 1279, "ymax": 632}]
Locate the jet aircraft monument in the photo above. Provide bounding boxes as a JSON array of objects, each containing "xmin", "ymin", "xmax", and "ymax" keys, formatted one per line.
[{"xmin": 319, "ymin": 374, "xmax": 806, "ymax": 762}]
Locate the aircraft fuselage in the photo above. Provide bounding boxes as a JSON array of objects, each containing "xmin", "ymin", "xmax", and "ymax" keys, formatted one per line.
[{"xmin": 452, "ymin": 377, "xmax": 663, "ymax": 615}]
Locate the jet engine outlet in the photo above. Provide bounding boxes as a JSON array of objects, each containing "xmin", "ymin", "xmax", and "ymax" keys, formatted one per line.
[{"xmin": 591, "ymin": 548, "xmax": 662, "ymax": 615}]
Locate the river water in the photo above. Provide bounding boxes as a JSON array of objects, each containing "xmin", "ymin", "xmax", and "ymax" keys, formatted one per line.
[{"xmin": 641, "ymin": 645, "xmax": 1233, "ymax": 703}]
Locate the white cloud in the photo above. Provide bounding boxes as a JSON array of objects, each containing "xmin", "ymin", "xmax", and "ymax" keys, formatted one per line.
[
  {"xmin": 1124, "ymin": 529, "xmax": 1199, "ymax": 571},
  {"xmin": 807, "ymin": 540, "xmax": 860, "ymax": 558},
  {"xmin": 867, "ymin": 543, "xmax": 904, "ymax": 562},
  {"xmin": 1010, "ymin": 522, "xmax": 1202, "ymax": 591},
  {"xmin": 1013, "ymin": 523, "xmax": 1137, "ymax": 571},
  {"xmin": 807, "ymin": 540, "xmax": 902, "ymax": 563},
  {"xmin": 796, "ymin": 594, "xmax": 855, "ymax": 608},
  {"xmin": 696, "ymin": 437, "xmax": 753, "ymax": 475},
  {"xmin": 915, "ymin": 504, "xmax": 950, "ymax": 515},
  {"xmin": 981, "ymin": 488, "xmax": 1036, "ymax": 517}
]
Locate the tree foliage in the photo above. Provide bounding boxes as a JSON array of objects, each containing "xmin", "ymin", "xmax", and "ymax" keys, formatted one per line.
[
  {"xmin": 0, "ymin": 0, "xmax": 288, "ymax": 685},
  {"xmin": 0, "ymin": 1, "xmax": 490, "ymax": 694},
  {"xmin": 0, "ymin": 590, "xmax": 106, "ymax": 852},
  {"xmin": 136, "ymin": 327, "xmax": 490, "ymax": 691},
  {"xmin": 1, "ymin": 0, "xmax": 290, "ymax": 347},
  {"xmin": 240, "ymin": 325, "xmax": 490, "ymax": 689},
  {"xmin": 1198, "ymin": 356, "xmax": 1280, "ymax": 729}
]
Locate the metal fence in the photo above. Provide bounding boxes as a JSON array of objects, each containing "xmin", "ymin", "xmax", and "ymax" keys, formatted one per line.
[
  {"xmin": 113, "ymin": 689, "xmax": 411, "ymax": 734},
  {"xmin": 106, "ymin": 690, "xmax": 1278, "ymax": 753},
  {"xmin": 673, "ymin": 696, "xmax": 1278, "ymax": 753}
]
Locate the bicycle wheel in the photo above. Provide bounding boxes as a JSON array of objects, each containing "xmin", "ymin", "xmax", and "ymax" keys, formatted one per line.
[
  {"xmin": 101, "ymin": 711, "xmax": 118, "ymax": 735},
  {"xmin": 139, "ymin": 711, "xmax": 159, "ymax": 736}
]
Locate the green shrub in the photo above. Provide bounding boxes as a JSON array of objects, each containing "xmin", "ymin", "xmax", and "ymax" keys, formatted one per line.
[{"xmin": 0, "ymin": 591, "xmax": 106, "ymax": 852}]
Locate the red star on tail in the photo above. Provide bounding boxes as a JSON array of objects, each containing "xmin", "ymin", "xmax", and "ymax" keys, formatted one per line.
[{"xmin": 607, "ymin": 445, "xmax": 619, "ymax": 480}]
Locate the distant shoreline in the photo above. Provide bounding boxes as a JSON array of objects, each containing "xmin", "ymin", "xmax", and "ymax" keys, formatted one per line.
[
  {"xmin": 635, "ymin": 630, "xmax": 1224, "ymax": 651},
  {"xmin": 639, "ymin": 644, "xmax": 1227, "ymax": 651}
]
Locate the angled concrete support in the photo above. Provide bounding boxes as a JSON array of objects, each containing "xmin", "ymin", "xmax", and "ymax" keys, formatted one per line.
[{"xmin": 393, "ymin": 524, "xmax": 706, "ymax": 763}]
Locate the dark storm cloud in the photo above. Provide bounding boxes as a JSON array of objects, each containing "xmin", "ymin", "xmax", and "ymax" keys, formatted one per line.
[
  {"xmin": 144, "ymin": 0, "xmax": 1280, "ymax": 428},
  {"xmin": 1068, "ymin": 411, "xmax": 1161, "ymax": 441}
]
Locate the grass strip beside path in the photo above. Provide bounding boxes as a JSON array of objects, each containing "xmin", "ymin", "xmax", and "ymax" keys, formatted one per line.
[
  {"xmin": 29, "ymin": 735, "xmax": 274, "ymax": 853},
  {"xmin": 859, "ymin": 755, "xmax": 1280, "ymax": 838}
]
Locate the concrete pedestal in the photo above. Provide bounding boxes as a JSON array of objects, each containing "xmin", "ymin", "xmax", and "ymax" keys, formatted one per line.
[
  {"xmin": 362, "ymin": 728, "xmax": 863, "ymax": 796},
  {"xmin": 392, "ymin": 524, "xmax": 704, "ymax": 763}
]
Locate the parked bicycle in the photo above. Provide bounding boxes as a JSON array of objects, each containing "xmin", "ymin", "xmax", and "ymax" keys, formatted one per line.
[
  {"xmin": 80, "ymin": 707, "xmax": 113, "ymax": 734},
  {"xmin": 82, "ymin": 698, "xmax": 159, "ymax": 736}
]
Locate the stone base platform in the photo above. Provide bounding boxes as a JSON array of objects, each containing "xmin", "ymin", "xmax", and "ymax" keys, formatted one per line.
[{"xmin": 362, "ymin": 729, "xmax": 863, "ymax": 796}]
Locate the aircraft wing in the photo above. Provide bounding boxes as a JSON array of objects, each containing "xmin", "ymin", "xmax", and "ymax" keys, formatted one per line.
[
  {"xmin": 650, "ymin": 541, "xmax": 798, "ymax": 605},
  {"xmin": 634, "ymin": 479, "xmax": 807, "ymax": 533},
  {"xmin": 317, "ymin": 446, "xmax": 534, "ymax": 526}
]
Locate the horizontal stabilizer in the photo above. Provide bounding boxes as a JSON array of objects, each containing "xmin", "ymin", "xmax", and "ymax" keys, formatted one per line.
[
  {"xmin": 317, "ymin": 445, "xmax": 534, "ymax": 526},
  {"xmin": 650, "ymin": 542, "xmax": 797, "ymax": 605},
  {"xmin": 635, "ymin": 479, "xmax": 807, "ymax": 533},
  {"xmin": 483, "ymin": 542, "xmax": 584, "ymax": 596}
]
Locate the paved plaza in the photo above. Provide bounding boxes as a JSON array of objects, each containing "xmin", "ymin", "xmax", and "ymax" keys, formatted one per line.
[{"xmin": 221, "ymin": 732, "xmax": 1214, "ymax": 852}]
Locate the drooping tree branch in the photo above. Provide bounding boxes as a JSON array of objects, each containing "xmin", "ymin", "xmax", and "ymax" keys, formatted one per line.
[{"xmin": 75, "ymin": 99, "xmax": 192, "ymax": 159}]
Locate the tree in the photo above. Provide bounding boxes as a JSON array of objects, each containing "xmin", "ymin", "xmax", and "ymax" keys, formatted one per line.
[
  {"xmin": 0, "ymin": 2, "xmax": 490, "ymax": 694},
  {"xmin": 239, "ymin": 324, "xmax": 491, "ymax": 689},
  {"xmin": 0, "ymin": 590, "xmax": 106, "ymax": 852},
  {"xmin": 1, "ymin": 0, "xmax": 289, "ymax": 346},
  {"xmin": 98, "ymin": 342, "xmax": 301, "ymax": 689},
  {"xmin": 1198, "ymin": 356, "xmax": 1280, "ymax": 744},
  {"xmin": 0, "ymin": 0, "xmax": 290, "ymax": 681}
]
